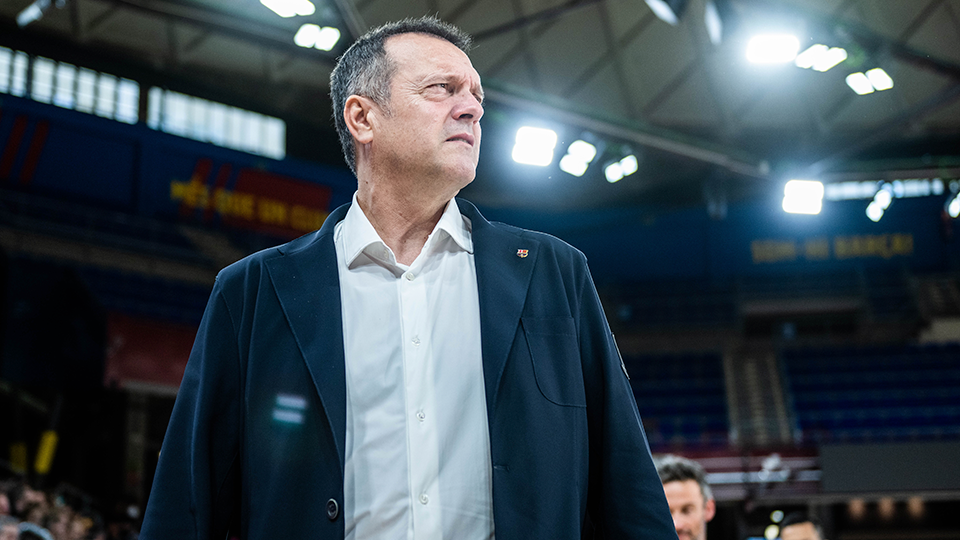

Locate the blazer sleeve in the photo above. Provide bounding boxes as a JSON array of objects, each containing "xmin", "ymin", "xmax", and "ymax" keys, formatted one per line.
[
  {"xmin": 576, "ymin": 260, "xmax": 677, "ymax": 540},
  {"xmin": 140, "ymin": 278, "xmax": 243, "ymax": 540}
]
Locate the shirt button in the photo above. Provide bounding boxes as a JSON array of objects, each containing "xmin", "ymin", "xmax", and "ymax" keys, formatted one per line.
[
  {"xmin": 416, "ymin": 410, "xmax": 425, "ymax": 422},
  {"xmin": 419, "ymin": 493, "xmax": 429, "ymax": 505},
  {"xmin": 326, "ymin": 498, "xmax": 339, "ymax": 521},
  {"xmin": 404, "ymin": 272, "xmax": 415, "ymax": 281},
  {"xmin": 412, "ymin": 336, "xmax": 420, "ymax": 346}
]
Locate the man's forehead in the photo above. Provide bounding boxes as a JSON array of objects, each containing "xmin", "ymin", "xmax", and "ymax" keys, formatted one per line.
[{"xmin": 385, "ymin": 33, "xmax": 476, "ymax": 71}]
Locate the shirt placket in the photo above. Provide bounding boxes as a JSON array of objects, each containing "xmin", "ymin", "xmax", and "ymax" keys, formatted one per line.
[{"xmin": 399, "ymin": 264, "xmax": 442, "ymax": 540}]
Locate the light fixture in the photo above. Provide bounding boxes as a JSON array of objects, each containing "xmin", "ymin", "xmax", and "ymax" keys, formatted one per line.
[
  {"xmin": 866, "ymin": 67, "xmax": 894, "ymax": 90},
  {"xmin": 947, "ymin": 193, "xmax": 960, "ymax": 218},
  {"xmin": 604, "ymin": 154, "xmax": 639, "ymax": 183},
  {"xmin": 764, "ymin": 525, "xmax": 780, "ymax": 540},
  {"xmin": 846, "ymin": 68, "xmax": 894, "ymax": 95},
  {"xmin": 294, "ymin": 24, "xmax": 341, "ymax": 50},
  {"xmin": 512, "ymin": 127, "xmax": 558, "ymax": 167},
  {"xmin": 867, "ymin": 183, "xmax": 893, "ymax": 222},
  {"xmin": 559, "ymin": 140, "xmax": 599, "ymax": 177},
  {"xmin": 16, "ymin": 0, "xmax": 63, "ymax": 27},
  {"xmin": 794, "ymin": 44, "xmax": 847, "ymax": 72},
  {"xmin": 746, "ymin": 34, "xmax": 800, "ymax": 64},
  {"xmin": 846, "ymin": 72, "xmax": 874, "ymax": 95},
  {"xmin": 644, "ymin": 0, "xmax": 690, "ymax": 26},
  {"xmin": 704, "ymin": 0, "xmax": 734, "ymax": 45},
  {"xmin": 782, "ymin": 179, "xmax": 824, "ymax": 214},
  {"xmin": 260, "ymin": 0, "xmax": 315, "ymax": 18}
]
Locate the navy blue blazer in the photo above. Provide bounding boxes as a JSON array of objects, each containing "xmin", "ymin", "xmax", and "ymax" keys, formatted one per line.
[{"xmin": 141, "ymin": 199, "xmax": 676, "ymax": 540}]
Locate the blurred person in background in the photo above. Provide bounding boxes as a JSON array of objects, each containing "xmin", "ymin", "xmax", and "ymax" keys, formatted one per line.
[
  {"xmin": 655, "ymin": 454, "xmax": 716, "ymax": 540},
  {"xmin": 779, "ymin": 512, "xmax": 824, "ymax": 540},
  {"xmin": 0, "ymin": 517, "xmax": 19, "ymax": 540}
]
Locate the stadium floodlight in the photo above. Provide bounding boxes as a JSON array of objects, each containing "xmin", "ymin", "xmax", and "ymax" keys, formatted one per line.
[
  {"xmin": 604, "ymin": 154, "xmax": 639, "ymax": 183},
  {"xmin": 746, "ymin": 34, "xmax": 800, "ymax": 64},
  {"xmin": 845, "ymin": 72, "xmax": 875, "ymax": 95},
  {"xmin": 16, "ymin": 0, "xmax": 63, "ymax": 27},
  {"xmin": 813, "ymin": 47, "xmax": 847, "ymax": 72},
  {"xmin": 704, "ymin": 0, "xmax": 734, "ymax": 45},
  {"xmin": 644, "ymin": 0, "xmax": 689, "ymax": 26},
  {"xmin": 559, "ymin": 140, "xmax": 598, "ymax": 177},
  {"xmin": 261, "ymin": 0, "xmax": 315, "ymax": 18},
  {"xmin": 866, "ymin": 183, "xmax": 893, "ymax": 222},
  {"xmin": 846, "ymin": 68, "xmax": 894, "ymax": 95},
  {"xmin": 794, "ymin": 44, "xmax": 827, "ymax": 69},
  {"xmin": 795, "ymin": 44, "xmax": 847, "ymax": 72},
  {"xmin": 295, "ymin": 25, "xmax": 341, "ymax": 50},
  {"xmin": 947, "ymin": 193, "xmax": 960, "ymax": 219},
  {"xmin": 512, "ymin": 127, "xmax": 558, "ymax": 167},
  {"xmin": 782, "ymin": 179, "xmax": 823, "ymax": 214},
  {"xmin": 866, "ymin": 68, "xmax": 894, "ymax": 91}
]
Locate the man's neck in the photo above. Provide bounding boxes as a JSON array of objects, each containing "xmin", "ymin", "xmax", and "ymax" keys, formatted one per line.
[{"xmin": 356, "ymin": 181, "xmax": 453, "ymax": 266}]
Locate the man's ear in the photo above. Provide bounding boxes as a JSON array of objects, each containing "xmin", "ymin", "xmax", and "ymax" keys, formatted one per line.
[
  {"xmin": 704, "ymin": 498, "xmax": 716, "ymax": 522},
  {"xmin": 344, "ymin": 95, "xmax": 376, "ymax": 145}
]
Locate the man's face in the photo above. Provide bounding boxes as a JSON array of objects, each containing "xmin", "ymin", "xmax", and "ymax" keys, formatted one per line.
[
  {"xmin": 662, "ymin": 479, "xmax": 716, "ymax": 540},
  {"xmin": 372, "ymin": 32, "xmax": 484, "ymax": 193},
  {"xmin": 781, "ymin": 522, "xmax": 822, "ymax": 540}
]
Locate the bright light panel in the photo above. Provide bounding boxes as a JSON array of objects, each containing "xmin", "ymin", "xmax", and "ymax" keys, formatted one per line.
[
  {"xmin": 567, "ymin": 140, "xmax": 597, "ymax": 162},
  {"xmin": 846, "ymin": 72, "xmax": 875, "ymax": 95},
  {"xmin": 512, "ymin": 127, "xmax": 558, "ymax": 167},
  {"xmin": 948, "ymin": 195, "xmax": 960, "ymax": 218},
  {"xmin": 866, "ymin": 68, "xmax": 894, "ymax": 90},
  {"xmin": 559, "ymin": 140, "xmax": 598, "ymax": 177},
  {"xmin": 295, "ymin": 24, "xmax": 341, "ymax": 50},
  {"xmin": 794, "ymin": 44, "xmax": 827, "ymax": 69},
  {"xmin": 605, "ymin": 163, "xmax": 624, "ymax": 183},
  {"xmin": 874, "ymin": 187, "xmax": 892, "ymax": 209},
  {"xmin": 261, "ymin": 0, "xmax": 315, "ymax": 18},
  {"xmin": 797, "ymin": 45, "xmax": 848, "ymax": 72},
  {"xmin": 746, "ymin": 34, "xmax": 800, "ymax": 64},
  {"xmin": 782, "ymin": 179, "xmax": 824, "ymax": 214},
  {"xmin": 620, "ymin": 155, "xmax": 638, "ymax": 176},
  {"xmin": 813, "ymin": 47, "xmax": 847, "ymax": 72},
  {"xmin": 559, "ymin": 154, "xmax": 589, "ymax": 177},
  {"xmin": 315, "ymin": 26, "xmax": 341, "ymax": 51},
  {"xmin": 866, "ymin": 201, "xmax": 884, "ymax": 222},
  {"xmin": 644, "ymin": 0, "xmax": 686, "ymax": 25}
]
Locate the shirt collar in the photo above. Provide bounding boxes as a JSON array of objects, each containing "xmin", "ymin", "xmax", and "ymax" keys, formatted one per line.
[{"xmin": 340, "ymin": 193, "xmax": 473, "ymax": 268}]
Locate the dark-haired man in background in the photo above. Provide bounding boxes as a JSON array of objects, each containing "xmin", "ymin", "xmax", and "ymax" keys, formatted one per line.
[
  {"xmin": 780, "ymin": 512, "xmax": 825, "ymax": 540},
  {"xmin": 141, "ymin": 15, "xmax": 675, "ymax": 540},
  {"xmin": 656, "ymin": 454, "xmax": 716, "ymax": 540}
]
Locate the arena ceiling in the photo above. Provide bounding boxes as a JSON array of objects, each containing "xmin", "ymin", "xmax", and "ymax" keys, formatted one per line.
[{"xmin": 2, "ymin": 0, "xmax": 960, "ymax": 212}]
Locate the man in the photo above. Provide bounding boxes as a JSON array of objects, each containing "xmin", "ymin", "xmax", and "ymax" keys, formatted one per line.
[
  {"xmin": 141, "ymin": 16, "xmax": 675, "ymax": 540},
  {"xmin": 779, "ymin": 512, "xmax": 825, "ymax": 540},
  {"xmin": 655, "ymin": 455, "xmax": 716, "ymax": 540}
]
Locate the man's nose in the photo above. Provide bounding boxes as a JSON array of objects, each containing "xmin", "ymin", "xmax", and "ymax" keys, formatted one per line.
[{"xmin": 453, "ymin": 90, "xmax": 483, "ymax": 122}]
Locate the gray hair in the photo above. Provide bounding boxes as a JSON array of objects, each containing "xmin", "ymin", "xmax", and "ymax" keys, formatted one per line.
[
  {"xmin": 654, "ymin": 454, "xmax": 713, "ymax": 501},
  {"xmin": 329, "ymin": 16, "xmax": 473, "ymax": 175}
]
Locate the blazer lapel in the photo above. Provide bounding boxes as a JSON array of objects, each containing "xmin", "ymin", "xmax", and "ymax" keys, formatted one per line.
[
  {"xmin": 265, "ymin": 203, "xmax": 350, "ymax": 471},
  {"xmin": 460, "ymin": 199, "xmax": 539, "ymax": 418}
]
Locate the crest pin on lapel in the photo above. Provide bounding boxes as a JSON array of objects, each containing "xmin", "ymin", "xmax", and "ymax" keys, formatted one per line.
[{"xmin": 517, "ymin": 249, "xmax": 528, "ymax": 258}]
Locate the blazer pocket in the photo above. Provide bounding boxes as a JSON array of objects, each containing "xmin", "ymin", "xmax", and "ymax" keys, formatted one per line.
[{"xmin": 522, "ymin": 316, "xmax": 587, "ymax": 408}]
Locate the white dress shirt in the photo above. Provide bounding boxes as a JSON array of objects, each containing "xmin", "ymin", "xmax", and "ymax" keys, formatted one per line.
[{"xmin": 335, "ymin": 194, "xmax": 495, "ymax": 540}]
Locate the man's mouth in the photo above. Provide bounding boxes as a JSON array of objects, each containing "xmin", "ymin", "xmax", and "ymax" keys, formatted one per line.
[{"xmin": 446, "ymin": 134, "xmax": 475, "ymax": 146}]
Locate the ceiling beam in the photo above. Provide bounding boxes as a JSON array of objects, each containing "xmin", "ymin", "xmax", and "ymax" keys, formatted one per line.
[{"xmin": 483, "ymin": 82, "xmax": 769, "ymax": 178}]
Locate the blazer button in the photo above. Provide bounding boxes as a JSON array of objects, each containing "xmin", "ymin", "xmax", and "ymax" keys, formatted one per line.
[{"xmin": 326, "ymin": 498, "xmax": 339, "ymax": 521}]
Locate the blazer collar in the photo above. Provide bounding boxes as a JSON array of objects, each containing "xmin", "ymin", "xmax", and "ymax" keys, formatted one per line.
[
  {"xmin": 458, "ymin": 198, "xmax": 540, "ymax": 419},
  {"xmin": 265, "ymin": 203, "xmax": 349, "ymax": 471}
]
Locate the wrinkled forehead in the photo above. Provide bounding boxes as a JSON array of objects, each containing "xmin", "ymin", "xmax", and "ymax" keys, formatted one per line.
[{"xmin": 384, "ymin": 33, "xmax": 479, "ymax": 79}]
